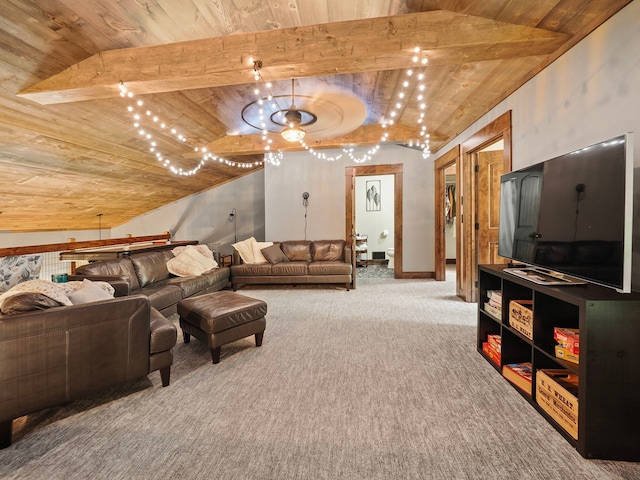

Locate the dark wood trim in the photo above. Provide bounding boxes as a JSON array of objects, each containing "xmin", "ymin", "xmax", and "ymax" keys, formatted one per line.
[
  {"xmin": 434, "ymin": 145, "xmax": 460, "ymax": 281},
  {"xmin": 345, "ymin": 164, "xmax": 403, "ymax": 280},
  {"xmin": 0, "ymin": 233, "xmax": 171, "ymax": 258},
  {"xmin": 459, "ymin": 110, "xmax": 512, "ymax": 302},
  {"xmin": 398, "ymin": 271, "xmax": 435, "ymax": 279}
]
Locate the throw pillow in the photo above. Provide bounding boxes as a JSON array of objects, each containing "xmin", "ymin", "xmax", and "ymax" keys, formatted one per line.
[
  {"xmin": 252, "ymin": 241, "xmax": 273, "ymax": 263},
  {"xmin": 167, "ymin": 246, "xmax": 218, "ymax": 277},
  {"xmin": 0, "ymin": 292, "xmax": 63, "ymax": 315},
  {"xmin": 172, "ymin": 244, "xmax": 214, "ymax": 260},
  {"xmin": 0, "ymin": 255, "xmax": 43, "ymax": 292},
  {"xmin": 0, "ymin": 279, "xmax": 72, "ymax": 312},
  {"xmin": 68, "ymin": 279, "xmax": 114, "ymax": 305},
  {"xmin": 261, "ymin": 244, "xmax": 289, "ymax": 264},
  {"xmin": 232, "ymin": 237, "xmax": 257, "ymax": 264}
]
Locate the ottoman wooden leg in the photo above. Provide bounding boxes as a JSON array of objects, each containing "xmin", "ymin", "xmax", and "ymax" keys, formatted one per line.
[
  {"xmin": 182, "ymin": 331, "xmax": 190, "ymax": 343},
  {"xmin": 211, "ymin": 347, "xmax": 221, "ymax": 364},
  {"xmin": 255, "ymin": 331, "xmax": 264, "ymax": 347}
]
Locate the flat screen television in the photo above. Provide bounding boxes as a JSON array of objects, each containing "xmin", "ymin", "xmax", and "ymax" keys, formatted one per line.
[{"xmin": 498, "ymin": 133, "xmax": 634, "ymax": 293}]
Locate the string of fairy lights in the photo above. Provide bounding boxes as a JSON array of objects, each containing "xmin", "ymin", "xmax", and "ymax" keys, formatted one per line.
[{"xmin": 118, "ymin": 47, "xmax": 430, "ymax": 176}]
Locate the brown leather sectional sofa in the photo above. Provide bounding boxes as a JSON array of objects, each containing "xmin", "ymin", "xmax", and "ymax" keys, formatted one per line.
[
  {"xmin": 0, "ymin": 248, "xmax": 230, "ymax": 448},
  {"xmin": 230, "ymin": 240, "xmax": 352, "ymax": 290},
  {"xmin": 73, "ymin": 249, "xmax": 231, "ymax": 316},
  {"xmin": 0, "ymin": 295, "xmax": 176, "ymax": 448}
]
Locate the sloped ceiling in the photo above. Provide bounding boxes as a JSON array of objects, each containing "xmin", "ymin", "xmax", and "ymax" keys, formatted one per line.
[{"xmin": 0, "ymin": 0, "xmax": 631, "ymax": 232}]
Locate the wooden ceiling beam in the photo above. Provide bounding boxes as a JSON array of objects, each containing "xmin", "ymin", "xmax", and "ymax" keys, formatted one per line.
[
  {"xmin": 191, "ymin": 124, "xmax": 427, "ymax": 157},
  {"xmin": 18, "ymin": 10, "xmax": 569, "ymax": 105}
]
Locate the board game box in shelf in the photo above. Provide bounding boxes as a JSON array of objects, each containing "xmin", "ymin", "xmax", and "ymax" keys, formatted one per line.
[
  {"xmin": 508, "ymin": 300, "xmax": 533, "ymax": 339},
  {"xmin": 554, "ymin": 327, "xmax": 579, "ymax": 355},
  {"xmin": 555, "ymin": 345, "xmax": 579, "ymax": 364},
  {"xmin": 536, "ymin": 369, "xmax": 579, "ymax": 440}
]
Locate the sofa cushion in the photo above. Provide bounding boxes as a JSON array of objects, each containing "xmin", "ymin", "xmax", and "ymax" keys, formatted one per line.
[
  {"xmin": 231, "ymin": 263, "xmax": 274, "ymax": 276},
  {"xmin": 261, "ymin": 243, "xmax": 289, "ymax": 264},
  {"xmin": 166, "ymin": 275, "xmax": 211, "ymax": 298},
  {"xmin": 130, "ymin": 251, "xmax": 171, "ymax": 288},
  {"xmin": 271, "ymin": 262, "xmax": 309, "ymax": 276},
  {"xmin": 281, "ymin": 241, "xmax": 312, "ymax": 262},
  {"xmin": 312, "ymin": 240, "xmax": 345, "ymax": 261},
  {"xmin": 76, "ymin": 258, "xmax": 141, "ymax": 292},
  {"xmin": 200, "ymin": 267, "xmax": 231, "ymax": 287},
  {"xmin": 308, "ymin": 261, "xmax": 353, "ymax": 275},
  {"xmin": 141, "ymin": 284, "xmax": 183, "ymax": 311}
]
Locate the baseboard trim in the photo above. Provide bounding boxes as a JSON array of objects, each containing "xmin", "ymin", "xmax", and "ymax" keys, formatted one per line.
[{"xmin": 397, "ymin": 271, "xmax": 435, "ymax": 279}]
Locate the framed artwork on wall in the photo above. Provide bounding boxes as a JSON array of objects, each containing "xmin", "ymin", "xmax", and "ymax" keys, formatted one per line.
[{"xmin": 366, "ymin": 180, "xmax": 381, "ymax": 211}]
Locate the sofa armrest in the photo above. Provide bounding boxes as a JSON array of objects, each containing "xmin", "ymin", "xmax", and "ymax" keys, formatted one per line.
[
  {"xmin": 68, "ymin": 274, "xmax": 131, "ymax": 297},
  {"xmin": 344, "ymin": 245, "xmax": 352, "ymax": 264}
]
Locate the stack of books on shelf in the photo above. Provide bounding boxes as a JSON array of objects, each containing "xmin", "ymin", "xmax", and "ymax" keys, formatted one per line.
[
  {"xmin": 484, "ymin": 289, "xmax": 502, "ymax": 318},
  {"xmin": 502, "ymin": 362, "xmax": 533, "ymax": 395},
  {"xmin": 482, "ymin": 334, "xmax": 501, "ymax": 366},
  {"xmin": 554, "ymin": 327, "xmax": 579, "ymax": 364}
]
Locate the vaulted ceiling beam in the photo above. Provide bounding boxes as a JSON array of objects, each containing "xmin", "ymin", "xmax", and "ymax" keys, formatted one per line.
[
  {"xmin": 18, "ymin": 10, "xmax": 569, "ymax": 105},
  {"xmin": 190, "ymin": 124, "xmax": 428, "ymax": 157}
]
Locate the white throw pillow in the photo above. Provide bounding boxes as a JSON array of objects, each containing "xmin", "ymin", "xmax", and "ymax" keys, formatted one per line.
[
  {"xmin": 252, "ymin": 241, "xmax": 273, "ymax": 263},
  {"xmin": 167, "ymin": 245, "xmax": 218, "ymax": 277},
  {"xmin": 68, "ymin": 279, "xmax": 114, "ymax": 304},
  {"xmin": 232, "ymin": 237, "xmax": 257, "ymax": 264},
  {"xmin": 172, "ymin": 244, "xmax": 214, "ymax": 260}
]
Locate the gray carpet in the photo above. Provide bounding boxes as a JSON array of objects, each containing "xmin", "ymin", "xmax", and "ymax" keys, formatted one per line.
[{"xmin": 2, "ymin": 275, "xmax": 639, "ymax": 479}]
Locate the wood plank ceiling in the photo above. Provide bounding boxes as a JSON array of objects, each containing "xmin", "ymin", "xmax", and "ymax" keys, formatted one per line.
[{"xmin": 0, "ymin": 0, "xmax": 632, "ymax": 233}]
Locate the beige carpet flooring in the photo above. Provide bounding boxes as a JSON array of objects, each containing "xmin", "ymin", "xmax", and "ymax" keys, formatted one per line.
[{"xmin": 2, "ymin": 273, "xmax": 640, "ymax": 479}]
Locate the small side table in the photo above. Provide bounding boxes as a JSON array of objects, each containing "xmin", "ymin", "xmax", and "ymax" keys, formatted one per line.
[{"xmin": 218, "ymin": 254, "xmax": 232, "ymax": 267}]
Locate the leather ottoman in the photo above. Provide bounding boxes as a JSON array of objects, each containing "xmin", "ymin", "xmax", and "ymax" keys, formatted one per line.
[{"xmin": 177, "ymin": 291, "xmax": 267, "ymax": 364}]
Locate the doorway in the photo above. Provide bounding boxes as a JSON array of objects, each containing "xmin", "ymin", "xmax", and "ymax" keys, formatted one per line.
[
  {"xmin": 345, "ymin": 164, "xmax": 403, "ymax": 288},
  {"xmin": 434, "ymin": 111, "xmax": 512, "ymax": 302},
  {"xmin": 460, "ymin": 111, "xmax": 512, "ymax": 302},
  {"xmin": 355, "ymin": 174, "xmax": 395, "ymax": 269}
]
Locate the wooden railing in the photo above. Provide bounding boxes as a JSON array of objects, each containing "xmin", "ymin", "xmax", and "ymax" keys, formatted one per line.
[{"xmin": 0, "ymin": 233, "xmax": 171, "ymax": 258}]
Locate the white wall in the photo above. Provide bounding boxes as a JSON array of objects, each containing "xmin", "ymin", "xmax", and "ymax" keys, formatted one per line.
[
  {"xmin": 355, "ymin": 174, "xmax": 394, "ymax": 259},
  {"xmin": 112, "ymin": 170, "xmax": 265, "ymax": 251},
  {"xmin": 431, "ymin": 0, "xmax": 640, "ymax": 288},
  {"xmin": 265, "ymin": 145, "xmax": 433, "ymax": 272}
]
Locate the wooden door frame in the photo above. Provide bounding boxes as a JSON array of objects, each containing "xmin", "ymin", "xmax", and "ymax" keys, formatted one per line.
[
  {"xmin": 345, "ymin": 164, "xmax": 403, "ymax": 285},
  {"xmin": 434, "ymin": 145, "xmax": 461, "ymax": 282},
  {"xmin": 460, "ymin": 110, "xmax": 512, "ymax": 302}
]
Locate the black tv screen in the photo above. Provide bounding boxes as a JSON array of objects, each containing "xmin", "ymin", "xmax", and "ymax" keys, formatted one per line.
[{"xmin": 498, "ymin": 133, "xmax": 634, "ymax": 292}]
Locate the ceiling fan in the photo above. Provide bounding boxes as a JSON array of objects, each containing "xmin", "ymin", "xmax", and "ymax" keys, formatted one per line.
[
  {"xmin": 279, "ymin": 79, "xmax": 316, "ymax": 142},
  {"xmin": 241, "ymin": 78, "xmax": 367, "ymax": 142}
]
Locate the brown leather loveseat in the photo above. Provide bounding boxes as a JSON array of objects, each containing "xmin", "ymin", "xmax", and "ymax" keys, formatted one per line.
[
  {"xmin": 0, "ymin": 294, "xmax": 176, "ymax": 448},
  {"xmin": 230, "ymin": 240, "xmax": 352, "ymax": 291}
]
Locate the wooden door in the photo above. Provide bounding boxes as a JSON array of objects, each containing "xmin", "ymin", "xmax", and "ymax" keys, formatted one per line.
[{"xmin": 476, "ymin": 150, "xmax": 506, "ymax": 265}]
